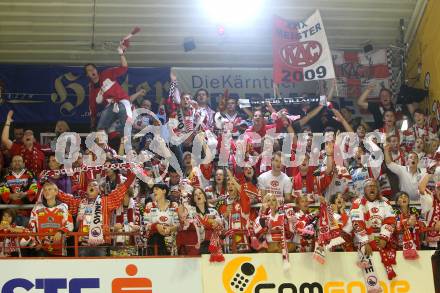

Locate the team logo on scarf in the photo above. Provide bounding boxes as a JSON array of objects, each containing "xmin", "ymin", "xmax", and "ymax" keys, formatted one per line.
[
  {"xmin": 91, "ymin": 227, "xmax": 102, "ymax": 238},
  {"xmin": 367, "ymin": 276, "xmax": 378, "ymax": 287}
]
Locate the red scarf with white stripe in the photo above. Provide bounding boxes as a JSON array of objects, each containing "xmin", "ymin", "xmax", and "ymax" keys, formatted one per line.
[{"xmin": 426, "ymin": 196, "xmax": 440, "ymax": 243}]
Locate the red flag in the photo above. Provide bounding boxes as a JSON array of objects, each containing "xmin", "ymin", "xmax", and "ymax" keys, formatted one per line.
[{"xmin": 272, "ymin": 15, "xmax": 301, "ymax": 83}]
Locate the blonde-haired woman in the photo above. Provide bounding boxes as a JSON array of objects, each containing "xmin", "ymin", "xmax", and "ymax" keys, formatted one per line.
[
  {"xmin": 254, "ymin": 193, "xmax": 296, "ymax": 268},
  {"xmin": 254, "ymin": 193, "xmax": 296, "ymax": 253}
]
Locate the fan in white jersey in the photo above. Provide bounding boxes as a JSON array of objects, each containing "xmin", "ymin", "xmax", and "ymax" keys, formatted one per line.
[{"xmin": 257, "ymin": 152, "xmax": 292, "ymax": 204}]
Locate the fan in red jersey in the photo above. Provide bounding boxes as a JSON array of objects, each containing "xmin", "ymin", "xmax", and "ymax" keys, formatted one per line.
[
  {"xmin": 2, "ymin": 111, "xmax": 45, "ymax": 175},
  {"xmin": 143, "ymin": 183, "xmax": 180, "ymax": 256},
  {"xmin": 27, "ymin": 182, "xmax": 74, "ymax": 256},
  {"xmin": 0, "ymin": 155, "xmax": 38, "ymax": 226},
  {"xmin": 350, "ymin": 178, "xmax": 397, "ymax": 280}
]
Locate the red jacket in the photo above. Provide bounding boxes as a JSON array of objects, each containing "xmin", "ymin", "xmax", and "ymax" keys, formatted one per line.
[{"xmin": 88, "ymin": 66, "xmax": 128, "ymax": 120}]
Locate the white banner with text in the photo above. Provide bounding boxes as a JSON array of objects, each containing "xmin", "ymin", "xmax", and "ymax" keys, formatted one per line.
[{"xmin": 0, "ymin": 257, "xmax": 202, "ymax": 292}]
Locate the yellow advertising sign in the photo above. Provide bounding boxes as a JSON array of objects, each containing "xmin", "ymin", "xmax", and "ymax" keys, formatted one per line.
[{"xmin": 202, "ymin": 251, "xmax": 435, "ymax": 293}]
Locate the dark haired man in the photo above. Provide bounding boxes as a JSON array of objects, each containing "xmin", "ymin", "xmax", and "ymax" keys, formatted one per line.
[
  {"xmin": 385, "ymin": 144, "xmax": 426, "ymax": 201},
  {"xmin": 195, "ymin": 88, "xmax": 215, "ymax": 129},
  {"xmin": 357, "ymin": 84, "xmax": 407, "ymax": 129},
  {"xmin": 214, "ymin": 96, "xmax": 243, "ymax": 139}
]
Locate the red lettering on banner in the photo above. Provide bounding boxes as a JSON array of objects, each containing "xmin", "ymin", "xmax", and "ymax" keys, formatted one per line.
[{"xmin": 280, "ymin": 41, "xmax": 322, "ymax": 67}]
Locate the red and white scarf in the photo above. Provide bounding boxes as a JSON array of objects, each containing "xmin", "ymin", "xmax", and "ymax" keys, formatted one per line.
[
  {"xmin": 377, "ymin": 126, "xmax": 400, "ymax": 141},
  {"xmin": 391, "ymin": 150, "xmax": 405, "ymax": 165},
  {"xmin": 189, "ymin": 213, "xmax": 224, "ymax": 262},
  {"xmin": 313, "ymin": 202, "xmax": 345, "ymax": 264},
  {"xmin": 413, "ymin": 124, "xmax": 430, "ymax": 139},
  {"xmin": 401, "ymin": 221, "xmax": 418, "ymax": 260},
  {"xmin": 0, "ymin": 225, "xmax": 22, "ymax": 256},
  {"xmin": 208, "ymin": 226, "xmax": 224, "ymax": 262},
  {"xmin": 426, "ymin": 197, "xmax": 440, "ymax": 245},
  {"xmin": 396, "ymin": 210, "xmax": 421, "ymax": 260},
  {"xmin": 280, "ymin": 210, "xmax": 290, "ymax": 270}
]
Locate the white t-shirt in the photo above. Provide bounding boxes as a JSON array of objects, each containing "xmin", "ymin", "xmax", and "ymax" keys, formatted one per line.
[
  {"xmin": 386, "ymin": 162, "xmax": 427, "ymax": 201},
  {"xmin": 257, "ymin": 171, "xmax": 292, "ymax": 203}
]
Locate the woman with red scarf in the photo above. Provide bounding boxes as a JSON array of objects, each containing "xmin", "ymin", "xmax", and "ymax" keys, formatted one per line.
[
  {"xmin": 177, "ymin": 188, "xmax": 224, "ymax": 260},
  {"xmin": 293, "ymin": 195, "xmax": 317, "ymax": 252},
  {"xmin": 218, "ymin": 172, "xmax": 251, "ymax": 253},
  {"xmin": 393, "ymin": 191, "xmax": 424, "ymax": 259},
  {"xmin": 329, "ymin": 193, "xmax": 354, "ymax": 252},
  {"xmin": 254, "ymin": 193, "xmax": 296, "ymax": 252},
  {"xmin": 238, "ymin": 166, "xmax": 261, "ymax": 221}
]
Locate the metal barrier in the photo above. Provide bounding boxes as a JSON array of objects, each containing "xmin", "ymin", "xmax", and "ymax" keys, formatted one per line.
[
  {"xmin": 0, "ymin": 204, "xmax": 34, "ymax": 210},
  {"xmin": 0, "ymin": 230, "xmax": 210, "ymax": 258},
  {"xmin": 0, "ymin": 231, "xmax": 142, "ymax": 258},
  {"xmin": 0, "ymin": 201, "xmax": 423, "ymax": 210}
]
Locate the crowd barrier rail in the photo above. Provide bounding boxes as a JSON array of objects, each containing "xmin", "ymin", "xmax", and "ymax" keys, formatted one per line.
[{"xmin": 0, "ymin": 241, "xmax": 436, "ymax": 293}]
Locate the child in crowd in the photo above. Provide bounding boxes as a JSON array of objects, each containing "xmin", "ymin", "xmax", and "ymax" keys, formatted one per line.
[{"xmin": 0, "ymin": 209, "xmax": 26, "ymax": 257}]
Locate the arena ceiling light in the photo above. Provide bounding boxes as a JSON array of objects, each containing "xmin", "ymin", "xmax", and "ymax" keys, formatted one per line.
[{"xmin": 201, "ymin": 0, "xmax": 264, "ymax": 25}]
